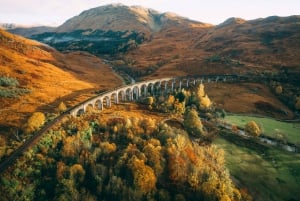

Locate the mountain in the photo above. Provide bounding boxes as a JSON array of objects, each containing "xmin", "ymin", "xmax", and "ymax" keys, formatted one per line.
[
  {"xmin": 216, "ymin": 17, "xmax": 246, "ymax": 28},
  {"xmin": 29, "ymin": 4, "xmax": 210, "ymax": 55},
  {"xmin": 0, "ymin": 29, "xmax": 122, "ymax": 129},
  {"xmin": 56, "ymin": 3, "xmax": 210, "ymax": 34},
  {"xmin": 9, "ymin": 26, "xmax": 56, "ymax": 37},
  {"xmin": 0, "ymin": 23, "xmax": 55, "ymax": 37},
  {"xmin": 122, "ymin": 15, "xmax": 300, "ymax": 78},
  {"xmin": 9, "ymin": 4, "xmax": 300, "ymax": 78}
]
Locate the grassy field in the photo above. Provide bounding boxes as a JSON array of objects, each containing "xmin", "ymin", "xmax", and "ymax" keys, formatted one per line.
[
  {"xmin": 214, "ymin": 136, "xmax": 300, "ymax": 201},
  {"xmin": 224, "ymin": 114, "xmax": 300, "ymax": 144}
]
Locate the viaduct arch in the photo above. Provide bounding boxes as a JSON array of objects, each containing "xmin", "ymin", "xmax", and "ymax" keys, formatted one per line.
[{"xmin": 69, "ymin": 75, "xmax": 237, "ymax": 117}]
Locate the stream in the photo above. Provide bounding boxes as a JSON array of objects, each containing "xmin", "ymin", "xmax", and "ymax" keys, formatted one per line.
[{"xmin": 217, "ymin": 121, "xmax": 298, "ymax": 152}]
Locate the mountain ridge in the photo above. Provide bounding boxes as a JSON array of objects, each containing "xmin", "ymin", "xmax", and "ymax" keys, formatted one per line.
[
  {"xmin": 55, "ymin": 4, "xmax": 210, "ymax": 34},
  {"xmin": 3, "ymin": 4, "xmax": 300, "ymax": 78}
]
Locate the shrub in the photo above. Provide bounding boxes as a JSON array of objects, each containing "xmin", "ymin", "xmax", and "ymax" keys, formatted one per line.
[
  {"xmin": 183, "ymin": 108, "xmax": 204, "ymax": 137},
  {"xmin": 0, "ymin": 76, "xmax": 19, "ymax": 87},
  {"xmin": 128, "ymin": 156, "xmax": 157, "ymax": 194},
  {"xmin": 275, "ymin": 85, "xmax": 283, "ymax": 94},
  {"xmin": 245, "ymin": 121, "xmax": 261, "ymax": 137},
  {"xmin": 0, "ymin": 88, "xmax": 31, "ymax": 98},
  {"xmin": 57, "ymin": 102, "xmax": 67, "ymax": 113},
  {"xmin": 195, "ymin": 84, "xmax": 212, "ymax": 110},
  {"xmin": 23, "ymin": 112, "xmax": 46, "ymax": 134}
]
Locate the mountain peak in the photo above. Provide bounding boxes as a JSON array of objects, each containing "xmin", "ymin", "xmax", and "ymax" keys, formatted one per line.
[
  {"xmin": 217, "ymin": 17, "xmax": 246, "ymax": 27},
  {"xmin": 55, "ymin": 4, "xmax": 206, "ymax": 33}
]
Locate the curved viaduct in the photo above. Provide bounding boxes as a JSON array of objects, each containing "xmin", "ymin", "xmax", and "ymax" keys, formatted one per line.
[
  {"xmin": 70, "ymin": 75, "xmax": 236, "ymax": 116},
  {"xmin": 0, "ymin": 74, "xmax": 237, "ymax": 174}
]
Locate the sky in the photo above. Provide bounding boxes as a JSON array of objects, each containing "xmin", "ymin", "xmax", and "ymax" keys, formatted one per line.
[{"xmin": 0, "ymin": 0, "xmax": 299, "ymax": 26}]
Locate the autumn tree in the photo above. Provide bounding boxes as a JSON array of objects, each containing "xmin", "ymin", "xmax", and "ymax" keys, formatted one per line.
[
  {"xmin": 168, "ymin": 148, "xmax": 188, "ymax": 183},
  {"xmin": 143, "ymin": 141, "xmax": 163, "ymax": 176},
  {"xmin": 57, "ymin": 101, "xmax": 67, "ymax": 113},
  {"xmin": 23, "ymin": 112, "xmax": 45, "ymax": 134},
  {"xmin": 70, "ymin": 164, "xmax": 86, "ymax": 183},
  {"xmin": 146, "ymin": 96, "xmax": 154, "ymax": 110},
  {"xmin": 140, "ymin": 118, "xmax": 157, "ymax": 135},
  {"xmin": 275, "ymin": 85, "xmax": 283, "ymax": 94},
  {"xmin": 195, "ymin": 83, "xmax": 212, "ymax": 110},
  {"xmin": 245, "ymin": 121, "xmax": 261, "ymax": 137},
  {"xmin": 99, "ymin": 142, "xmax": 117, "ymax": 155},
  {"xmin": 128, "ymin": 156, "xmax": 157, "ymax": 194},
  {"xmin": 61, "ymin": 135, "xmax": 81, "ymax": 159},
  {"xmin": 161, "ymin": 95, "xmax": 175, "ymax": 112},
  {"xmin": 183, "ymin": 108, "xmax": 204, "ymax": 137},
  {"xmin": 174, "ymin": 100, "xmax": 185, "ymax": 114}
]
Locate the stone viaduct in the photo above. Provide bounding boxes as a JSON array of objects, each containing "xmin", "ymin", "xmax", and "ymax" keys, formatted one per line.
[{"xmin": 69, "ymin": 75, "xmax": 237, "ymax": 116}]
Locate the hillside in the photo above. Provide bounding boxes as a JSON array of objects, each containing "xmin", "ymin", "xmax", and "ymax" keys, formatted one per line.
[
  {"xmin": 18, "ymin": 4, "xmax": 299, "ymax": 79},
  {"xmin": 28, "ymin": 4, "xmax": 209, "ymax": 56},
  {"xmin": 123, "ymin": 15, "xmax": 300, "ymax": 78},
  {"xmin": 0, "ymin": 29, "xmax": 122, "ymax": 130}
]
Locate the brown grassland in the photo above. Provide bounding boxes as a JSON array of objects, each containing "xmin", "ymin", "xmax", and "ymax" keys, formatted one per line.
[{"xmin": 205, "ymin": 82, "xmax": 294, "ymax": 119}]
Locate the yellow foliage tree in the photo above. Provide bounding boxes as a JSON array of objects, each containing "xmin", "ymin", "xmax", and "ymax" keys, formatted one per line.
[
  {"xmin": 166, "ymin": 95, "xmax": 175, "ymax": 107},
  {"xmin": 245, "ymin": 121, "xmax": 261, "ymax": 137},
  {"xmin": 23, "ymin": 112, "xmax": 45, "ymax": 134},
  {"xmin": 100, "ymin": 142, "xmax": 117, "ymax": 155},
  {"xmin": 128, "ymin": 156, "xmax": 157, "ymax": 194},
  {"xmin": 200, "ymin": 95, "xmax": 212, "ymax": 110},
  {"xmin": 143, "ymin": 142, "xmax": 163, "ymax": 176},
  {"xmin": 183, "ymin": 109, "xmax": 204, "ymax": 137},
  {"xmin": 174, "ymin": 100, "xmax": 185, "ymax": 114},
  {"xmin": 275, "ymin": 85, "xmax": 283, "ymax": 94},
  {"xmin": 61, "ymin": 135, "xmax": 81, "ymax": 158},
  {"xmin": 197, "ymin": 83, "xmax": 205, "ymax": 98},
  {"xmin": 140, "ymin": 118, "xmax": 156, "ymax": 135},
  {"xmin": 196, "ymin": 83, "xmax": 212, "ymax": 110},
  {"xmin": 58, "ymin": 101, "xmax": 67, "ymax": 113}
]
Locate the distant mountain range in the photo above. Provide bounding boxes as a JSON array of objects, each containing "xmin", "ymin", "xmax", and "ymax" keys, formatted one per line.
[{"xmin": 2, "ymin": 4, "xmax": 300, "ymax": 77}]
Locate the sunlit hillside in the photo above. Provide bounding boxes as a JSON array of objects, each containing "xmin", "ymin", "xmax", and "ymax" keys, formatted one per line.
[{"xmin": 0, "ymin": 29, "xmax": 122, "ymax": 130}]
